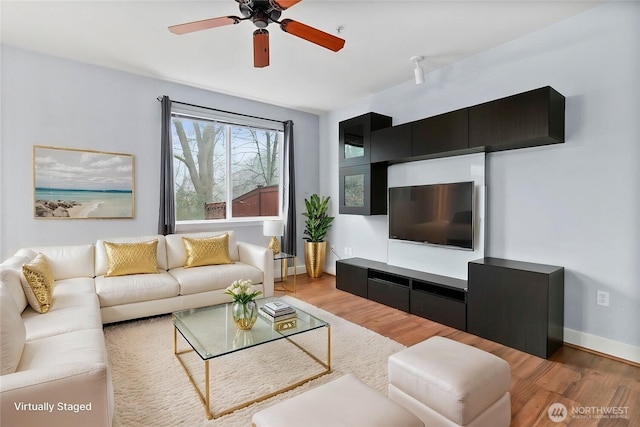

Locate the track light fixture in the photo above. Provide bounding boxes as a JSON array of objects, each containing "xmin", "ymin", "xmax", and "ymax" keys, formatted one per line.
[{"xmin": 411, "ymin": 55, "xmax": 425, "ymax": 85}]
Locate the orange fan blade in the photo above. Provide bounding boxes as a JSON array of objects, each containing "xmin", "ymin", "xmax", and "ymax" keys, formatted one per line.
[
  {"xmin": 169, "ymin": 16, "xmax": 241, "ymax": 35},
  {"xmin": 280, "ymin": 19, "xmax": 345, "ymax": 52},
  {"xmin": 253, "ymin": 29, "xmax": 270, "ymax": 68},
  {"xmin": 270, "ymin": 0, "xmax": 302, "ymax": 10}
]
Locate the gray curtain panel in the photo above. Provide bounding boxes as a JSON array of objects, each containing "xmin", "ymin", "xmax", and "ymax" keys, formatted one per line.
[
  {"xmin": 282, "ymin": 120, "xmax": 296, "ymax": 255},
  {"xmin": 158, "ymin": 95, "xmax": 175, "ymax": 235}
]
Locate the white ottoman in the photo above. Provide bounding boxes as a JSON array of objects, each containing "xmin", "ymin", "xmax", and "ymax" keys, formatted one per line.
[
  {"xmin": 252, "ymin": 374, "xmax": 424, "ymax": 427},
  {"xmin": 388, "ymin": 336, "xmax": 511, "ymax": 427}
]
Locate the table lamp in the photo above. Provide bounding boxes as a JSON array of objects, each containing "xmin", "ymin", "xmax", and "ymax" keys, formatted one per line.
[{"xmin": 263, "ymin": 219, "xmax": 283, "ymax": 255}]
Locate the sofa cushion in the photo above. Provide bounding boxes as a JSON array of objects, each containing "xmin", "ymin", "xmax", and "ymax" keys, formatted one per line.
[
  {"xmin": 166, "ymin": 231, "xmax": 240, "ymax": 269},
  {"xmin": 22, "ymin": 293, "xmax": 102, "ymax": 341},
  {"xmin": 95, "ymin": 271, "xmax": 179, "ymax": 307},
  {"xmin": 0, "ymin": 249, "xmax": 36, "ymax": 311},
  {"xmin": 21, "ymin": 253, "xmax": 55, "ymax": 314},
  {"xmin": 0, "ymin": 284, "xmax": 26, "ymax": 374},
  {"xmin": 95, "ymin": 235, "xmax": 168, "ymax": 276},
  {"xmin": 169, "ymin": 262, "xmax": 264, "ymax": 296},
  {"xmin": 182, "ymin": 234, "xmax": 233, "ymax": 268},
  {"xmin": 16, "ymin": 328, "xmax": 108, "ymax": 372},
  {"xmin": 27, "ymin": 244, "xmax": 95, "ymax": 280},
  {"xmin": 51, "ymin": 277, "xmax": 96, "ymax": 296},
  {"xmin": 103, "ymin": 240, "xmax": 159, "ymax": 277}
]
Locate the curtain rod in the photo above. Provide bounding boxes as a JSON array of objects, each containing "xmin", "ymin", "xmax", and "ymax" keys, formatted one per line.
[{"xmin": 157, "ymin": 96, "xmax": 289, "ymax": 125}]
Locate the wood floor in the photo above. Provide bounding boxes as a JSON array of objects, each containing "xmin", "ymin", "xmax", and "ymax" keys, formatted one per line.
[{"xmin": 275, "ymin": 274, "xmax": 640, "ymax": 427}]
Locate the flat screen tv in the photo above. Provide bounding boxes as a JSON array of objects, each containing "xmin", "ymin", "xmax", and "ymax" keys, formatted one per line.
[{"xmin": 389, "ymin": 181, "xmax": 474, "ymax": 250}]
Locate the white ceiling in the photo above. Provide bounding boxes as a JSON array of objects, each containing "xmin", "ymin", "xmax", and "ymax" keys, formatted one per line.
[{"xmin": 1, "ymin": 1, "xmax": 603, "ymax": 114}]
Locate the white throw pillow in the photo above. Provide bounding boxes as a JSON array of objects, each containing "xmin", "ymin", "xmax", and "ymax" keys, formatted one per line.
[{"xmin": 0, "ymin": 284, "xmax": 26, "ymax": 374}]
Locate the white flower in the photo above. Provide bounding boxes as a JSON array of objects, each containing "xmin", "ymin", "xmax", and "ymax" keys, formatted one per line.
[{"xmin": 224, "ymin": 279, "xmax": 260, "ymax": 303}]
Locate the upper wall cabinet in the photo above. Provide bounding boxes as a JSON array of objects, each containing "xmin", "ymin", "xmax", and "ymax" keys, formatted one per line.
[
  {"xmin": 339, "ymin": 113, "xmax": 392, "ymax": 167},
  {"xmin": 371, "ymin": 122, "xmax": 413, "ymax": 163},
  {"xmin": 412, "ymin": 108, "xmax": 469, "ymax": 158},
  {"xmin": 469, "ymin": 86, "xmax": 565, "ymax": 151},
  {"xmin": 337, "ymin": 87, "xmax": 565, "ymax": 216}
]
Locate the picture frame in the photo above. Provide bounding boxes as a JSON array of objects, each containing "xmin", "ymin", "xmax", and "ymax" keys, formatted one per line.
[{"xmin": 33, "ymin": 145, "xmax": 135, "ymax": 219}]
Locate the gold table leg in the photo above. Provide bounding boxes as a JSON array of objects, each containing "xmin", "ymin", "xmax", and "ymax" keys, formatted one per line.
[{"xmin": 274, "ymin": 256, "xmax": 296, "ymax": 293}]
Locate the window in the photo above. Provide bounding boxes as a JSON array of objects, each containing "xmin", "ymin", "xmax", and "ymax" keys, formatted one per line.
[{"xmin": 171, "ymin": 105, "xmax": 283, "ymax": 222}]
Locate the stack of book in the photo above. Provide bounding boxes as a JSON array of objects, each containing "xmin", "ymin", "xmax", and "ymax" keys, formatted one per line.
[{"xmin": 259, "ymin": 301, "xmax": 297, "ymax": 330}]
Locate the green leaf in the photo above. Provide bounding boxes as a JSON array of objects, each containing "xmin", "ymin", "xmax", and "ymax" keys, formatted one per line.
[{"xmin": 302, "ymin": 194, "xmax": 334, "ymax": 242}]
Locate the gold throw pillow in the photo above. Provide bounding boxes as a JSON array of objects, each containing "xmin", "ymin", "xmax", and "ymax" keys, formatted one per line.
[
  {"xmin": 104, "ymin": 240, "xmax": 159, "ymax": 277},
  {"xmin": 22, "ymin": 253, "xmax": 55, "ymax": 314},
  {"xmin": 182, "ymin": 234, "xmax": 233, "ymax": 268}
]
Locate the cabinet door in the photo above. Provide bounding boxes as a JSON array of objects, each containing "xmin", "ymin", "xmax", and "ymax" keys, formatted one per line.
[
  {"xmin": 412, "ymin": 109, "xmax": 469, "ymax": 157},
  {"xmin": 339, "ymin": 113, "xmax": 392, "ymax": 167},
  {"xmin": 467, "ymin": 258, "xmax": 564, "ymax": 358},
  {"xmin": 368, "ymin": 278, "xmax": 410, "ymax": 312},
  {"xmin": 339, "ymin": 164, "xmax": 387, "ymax": 215},
  {"xmin": 336, "ymin": 261, "xmax": 368, "ymax": 298},
  {"xmin": 410, "ymin": 290, "xmax": 466, "ymax": 330},
  {"xmin": 339, "ymin": 165, "xmax": 370, "ymax": 215},
  {"xmin": 468, "ymin": 86, "xmax": 565, "ymax": 151},
  {"xmin": 371, "ymin": 123, "xmax": 412, "ymax": 163}
]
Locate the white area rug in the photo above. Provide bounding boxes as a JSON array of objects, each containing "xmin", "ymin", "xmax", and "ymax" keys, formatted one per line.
[{"xmin": 104, "ymin": 296, "xmax": 406, "ymax": 426}]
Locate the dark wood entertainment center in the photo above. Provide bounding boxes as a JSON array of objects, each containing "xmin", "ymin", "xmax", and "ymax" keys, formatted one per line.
[
  {"xmin": 337, "ymin": 258, "xmax": 467, "ymax": 330},
  {"xmin": 335, "ymin": 86, "xmax": 566, "ymax": 359},
  {"xmin": 337, "ymin": 257, "xmax": 565, "ymax": 359}
]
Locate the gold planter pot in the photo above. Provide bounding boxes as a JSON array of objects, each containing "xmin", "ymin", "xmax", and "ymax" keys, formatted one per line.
[{"xmin": 304, "ymin": 241, "xmax": 326, "ymax": 278}]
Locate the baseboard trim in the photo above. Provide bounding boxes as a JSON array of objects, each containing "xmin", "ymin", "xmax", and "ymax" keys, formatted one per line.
[{"xmin": 564, "ymin": 327, "xmax": 640, "ymax": 365}]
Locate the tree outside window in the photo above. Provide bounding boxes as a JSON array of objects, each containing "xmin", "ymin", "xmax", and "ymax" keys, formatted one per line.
[{"xmin": 171, "ymin": 115, "xmax": 281, "ymax": 221}]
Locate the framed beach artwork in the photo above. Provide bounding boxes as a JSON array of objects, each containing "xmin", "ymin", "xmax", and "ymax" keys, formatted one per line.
[{"xmin": 33, "ymin": 146, "xmax": 135, "ymax": 219}]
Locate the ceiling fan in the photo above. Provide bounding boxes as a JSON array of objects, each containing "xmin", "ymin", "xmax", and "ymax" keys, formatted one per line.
[{"xmin": 168, "ymin": 0, "xmax": 346, "ymax": 68}]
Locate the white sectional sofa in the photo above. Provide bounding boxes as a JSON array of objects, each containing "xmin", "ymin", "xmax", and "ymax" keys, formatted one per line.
[{"xmin": 0, "ymin": 230, "xmax": 274, "ymax": 427}]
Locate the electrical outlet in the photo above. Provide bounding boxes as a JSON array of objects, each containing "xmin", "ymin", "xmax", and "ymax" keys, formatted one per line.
[{"xmin": 597, "ymin": 290, "xmax": 609, "ymax": 307}]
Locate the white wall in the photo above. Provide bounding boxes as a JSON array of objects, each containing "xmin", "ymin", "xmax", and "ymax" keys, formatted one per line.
[
  {"xmin": 320, "ymin": 1, "xmax": 639, "ymax": 360},
  {"xmin": 0, "ymin": 46, "xmax": 320, "ymax": 260}
]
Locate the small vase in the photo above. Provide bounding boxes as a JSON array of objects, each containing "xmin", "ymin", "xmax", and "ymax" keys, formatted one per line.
[{"xmin": 231, "ymin": 300, "xmax": 258, "ymax": 330}]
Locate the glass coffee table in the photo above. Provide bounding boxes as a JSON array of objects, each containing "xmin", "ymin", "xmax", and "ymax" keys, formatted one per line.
[{"xmin": 172, "ymin": 297, "xmax": 331, "ymax": 420}]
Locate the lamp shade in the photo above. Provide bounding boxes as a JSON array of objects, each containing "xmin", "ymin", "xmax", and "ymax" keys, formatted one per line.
[{"xmin": 263, "ymin": 219, "xmax": 284, "ymax": 237}]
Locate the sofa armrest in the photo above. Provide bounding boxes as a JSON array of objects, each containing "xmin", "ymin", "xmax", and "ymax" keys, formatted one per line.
[
  {"xmin": 237, "ymin": 242, "xmax": 274, "ymax": 297},
  {"xmin": 1, "ymin": 363, "xmax": 113, "ymax": 427}
]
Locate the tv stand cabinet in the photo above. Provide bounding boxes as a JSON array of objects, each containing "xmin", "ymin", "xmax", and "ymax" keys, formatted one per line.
[
  {"xmin": 336, "ymin": 258, "xmax": 467, "ymax": 330},
  {"xmin": 336, "ymin": 257, "xmax": 565, "ymax": 359},
  {"xmin": 467, "ymin": 258, "xmax": 564, "ymax": 359}
]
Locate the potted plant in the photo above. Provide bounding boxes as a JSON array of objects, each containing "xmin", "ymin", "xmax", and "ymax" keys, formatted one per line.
[{"xmin": 302, "ymin": 194, "xmax": 334, "ymax": 278}]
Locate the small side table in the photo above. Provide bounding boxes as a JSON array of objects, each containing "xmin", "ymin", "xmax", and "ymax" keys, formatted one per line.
[{"xmin": 274, "ymin": 252, "xmax": 296, "ymax": 293}]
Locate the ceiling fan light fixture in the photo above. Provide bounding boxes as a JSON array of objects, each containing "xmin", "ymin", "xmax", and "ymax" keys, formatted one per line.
[
  {"xmin": 411, "ymin": 55, "xmax": 425, "ymax": 85},
  {"xmin": 253, "ymin": 11, "xmax": 270, "ymax": 28}
]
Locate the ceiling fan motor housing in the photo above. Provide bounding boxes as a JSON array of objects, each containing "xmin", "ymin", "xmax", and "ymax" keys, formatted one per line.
[{"xmin": 240, "ymin": 0, "xmax": 282, "ymax": 28}]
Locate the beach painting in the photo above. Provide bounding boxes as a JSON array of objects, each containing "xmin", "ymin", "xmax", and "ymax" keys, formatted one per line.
[{"xmin": 34, "ymin": 146, "xmax": 134, "ymax": 219}]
